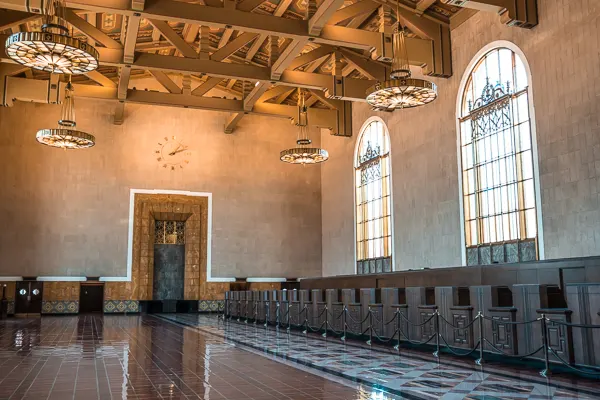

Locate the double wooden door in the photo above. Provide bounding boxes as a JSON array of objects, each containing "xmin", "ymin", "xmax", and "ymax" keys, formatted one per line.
[{"xmin": 15, "ymin": 281, "xmax": 43, "ymax": 316}]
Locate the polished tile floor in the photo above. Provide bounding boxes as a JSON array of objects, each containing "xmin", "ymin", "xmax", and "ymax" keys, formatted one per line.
[
  {"xmin": 0, "ymin": 315, "xmax": 380, "ymax": 399},
  {"xmin": 0, "ymin": 315, "xmax": 597, "ymax": 400},
  {"xmin": 159, "ymin": 313, "xmax": 600, "ymax": 400}
]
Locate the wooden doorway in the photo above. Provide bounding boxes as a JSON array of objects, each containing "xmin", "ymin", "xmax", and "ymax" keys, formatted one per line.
[
  {"xmin": 15, "ymin": 281, "xmax": 43, "ymax": 316},
  {"xmin": 80, "ymin": 283, "xmax": 104, "ymax": 313}
]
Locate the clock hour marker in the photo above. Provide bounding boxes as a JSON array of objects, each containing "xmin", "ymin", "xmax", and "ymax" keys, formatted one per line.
[
  {"xmin": 164, "ymin": 136, "xmax": 168, "ymax": 141},
  {"xmin": 157, "ymin": 157, "xmax": 162, "ymax": 161}
]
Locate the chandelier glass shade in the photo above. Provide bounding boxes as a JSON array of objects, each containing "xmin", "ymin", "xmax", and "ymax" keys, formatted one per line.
[
  {"xmin": 5, "ymin": 1, "xmax": 99, "ymax": 74},
  {"xmin": 366, "ymin": 22, "xmax": 437, "ymax": 111},
  {"xmin": 36, "ymin": 80, "xmax": 96, "ymax": 149},
  {"xmin": 280, "ymin": 90, "xmax": 329, "ymax": 165}
]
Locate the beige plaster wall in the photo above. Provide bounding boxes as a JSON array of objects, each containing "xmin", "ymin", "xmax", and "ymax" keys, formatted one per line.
[
  {"xmin": 0, "ymin": 99, "xmax": 322, "ymax": 279},
  {"xmin": 322, "ymin": 0, "xmax": 600, "ymax": 276}
]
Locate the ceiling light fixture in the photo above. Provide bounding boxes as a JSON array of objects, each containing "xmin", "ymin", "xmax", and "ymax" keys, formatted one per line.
[
  {"xmin": 36, "ymin": 77, "xmax": 95, "ymax": 149},
  {"xmin": 280, "ymin": 90, "xmax": 329, "ymax": 165},
  {"xmin": 5, "ymin": 0, "xmax": 99, "ymax": 74},
  {"xmin": 365, "ymin": 2, "xmax": 437, "ymax": 111}
]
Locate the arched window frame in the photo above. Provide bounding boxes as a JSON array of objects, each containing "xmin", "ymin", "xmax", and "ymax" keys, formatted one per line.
[
  {"xmin": 354, "ymin": 117, "xmax": 395, "ymax": 275},
  {"xmin": 455, "ymin": 41, "xmax": 544, "ymax": 265}
]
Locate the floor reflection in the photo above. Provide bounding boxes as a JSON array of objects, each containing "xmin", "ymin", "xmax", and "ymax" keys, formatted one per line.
[
  {"xmin": 159, "ymin": 313, "xmax": 600, "ymax": 400},
  {"xmin": 1, "ymin": 315, "xmax": 398, "ymax": 399}
]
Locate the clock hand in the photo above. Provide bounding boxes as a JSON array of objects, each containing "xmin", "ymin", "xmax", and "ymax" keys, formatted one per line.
[
  {"xmin": 170, "ymin": 147, "xmax": 189, "ymax": 156},
  {"xmin": 168, "ymin": 144, "xmax": 183, "ymax": 156}
]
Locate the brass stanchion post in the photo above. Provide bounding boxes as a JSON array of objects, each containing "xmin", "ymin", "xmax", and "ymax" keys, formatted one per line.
[
  {"xmin": 540, "ymin": 314, "xmax": 551, "ymax": 377},
  {"xmin": 342, "ymin": 306, "xmax": 346, "ymax": 342},
  {"xmin": 323, "ymin": 306, "xmax": 328, "ymax": 338},
  {"xmin": 367, "ymin": 307, "xmax": 372, "ymax": 346},
  {"xmin": 476, "ymin": 312, "xmax": 484, "ymax": 365},
  {"xmin": 433, "ymin": 311, "xmax": 440, "ymax": 358}
]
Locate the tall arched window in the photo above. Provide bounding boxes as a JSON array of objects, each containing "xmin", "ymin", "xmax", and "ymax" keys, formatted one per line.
[
  {"xmin": 458, "ymin": 45, "xmax": 541, "ymax": 265},
  {"xmin": 355, "ymin": 118, "xmax": 393, "ymax": 275}
]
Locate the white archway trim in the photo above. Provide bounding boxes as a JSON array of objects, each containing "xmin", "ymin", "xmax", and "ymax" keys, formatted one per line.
[
  {"xmin": 455, "ymin": 40, "xmax": 545, "ymax": 265},
  {"xmin": 353, "ymin": 116, "xmax": 396, "ymax": 273},
  {"xmin": 100, "ymin": 188, "xmax": 235, "ymax": 283}
]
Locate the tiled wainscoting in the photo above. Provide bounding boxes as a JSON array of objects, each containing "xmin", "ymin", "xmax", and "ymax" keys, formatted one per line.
[
  {"xmin": 41, "ymin": 301, "xmax": 79, "ymax": 314},
  {"xmin": 198, "ymin": 300, "xmax": 224, "ymax": 312},
  {"xmin": 103, "ymin": 300, "xmax": 140, "ymax": 313}
]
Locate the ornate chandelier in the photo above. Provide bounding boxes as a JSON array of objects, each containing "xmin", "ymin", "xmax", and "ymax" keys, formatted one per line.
[
  {"xmin": 36, "ymin": 78, "xmax": 95, "ymax": 149},
  {"xmin": 280, "ymin": 90, "xmax": 329, "ymax": 165},
  {"xmin": 366, "ymin": 5, "xmax": 437, "ymax": 111},
  {"xmin": 5, "ymin": 0, "xmax": 99, "ymax": 74}
]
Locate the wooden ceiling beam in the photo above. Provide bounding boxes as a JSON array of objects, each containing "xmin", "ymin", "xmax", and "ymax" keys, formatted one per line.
[
  {"xmin": 243, "ymin": 81, "xmax": 270, "ymax": 111},
  {"xmin": 2, "ymin": 75, "xmax": 349, "ymax": 134},
  {"xmin": 308, "ymin": 0, "xmax": 345, "ymax": 36},
  {"xmin": 64, "ymin": 9, "xmax": 123, "ymax": 49},
  {"xmin": 338, "ymin": 48, "xmax": 386, "ymax": 80},
  {"xmin": 122, "ymin": 1, "xmax": 142, "ymax": 64},
  {"xmin": 273, "ymin": 88, "xmax": 295, "ymax": 104},
  {"xmin": 450, "ymin": 7, "xmax": 478, "ymax": 30},
  {"xmin": 86, "ymin": 70, "xmax": 117, "ymax": 87},
  {"xmin": 244, "ymin": 0, "xmax": 292, "ymax": 63},
  {"xmin": 148, "ymin": 19, "xmax": 198, "ymax": 58},
  {"xmin": 202, "ymin": 0, "xmax": 223, "ymax": 7},
  {"xmin": 117, "ymin": 66, "xmax": 131, "ymax": 100},
  {"xmin": 219, "ymin": 28, "xmax": 234, "ymax": 48},
  {"xmin": 397, "ymin": 9, "xmax": 452, "ymax": 77},
  {"xmin": 182, "ymin": 23, "xmax": 200, "ymax": 43},
  {"xmin": 211, "ymin": 32, "xmax": 259, "ymax": 62},
  {"xmin": 327, "ymin": 0, "xmax": 379, "ymax": 26},
  {"xmin": 257, "ymin": 85, "xmax": 294, "ymax": 102},
  {"xmin": 415, "ymin": 0, "xmax": 436, "ymax": 15},
  {"xmin": 287, "ymin": 46, "xmax": 334, "ymax": 70},
  {"xmin": 191, "ymin": 76, "xmax": 222, "ymax": 96},
  {"xmin": 150, "ymin": 70, "xmax": 182, "ymax": 93},
  {"xmin": 245, "ymin": 34, "xmax": 267, "ymax": 62},
  {"xmin": 439, "ymin": 0, "xmax": 537, "ymax": 28},
  {"xmin": 224, "ymin": 112, "xmax": 244, "ymax": 133},
  {"xmin": 271, "ymin": 38, "xmax": 308, "ymax": 80},
  {"xmin": 0, "ymin": 9, "xmax": 38, "ymax": 31},
  {"xmin": 237, "ymin": 0, "xmax": 265, "ymax": 12}
]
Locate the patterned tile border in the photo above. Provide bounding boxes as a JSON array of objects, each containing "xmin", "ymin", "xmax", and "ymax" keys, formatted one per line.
[
  {"xmin": 158, "ymin": 314, "xmax": 600, "ymax": 400},
  {"xmin": 103, "ymin": 300, "xmax": 140, "ymax": 313},
  {"xmin": 198, "ymin": 300, "xmax": 224, "ymax": 312},
  {"xmin": 42, "ymin": 301, "xmax": 79, "ymax": 314}
]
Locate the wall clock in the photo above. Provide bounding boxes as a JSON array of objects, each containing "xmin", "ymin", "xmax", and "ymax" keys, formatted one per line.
[{"xmin": 155, "ymin": 136, "xmax": 191, "ymax": 170}]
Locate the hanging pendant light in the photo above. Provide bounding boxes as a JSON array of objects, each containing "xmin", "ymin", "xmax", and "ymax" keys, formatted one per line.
[
  {"xmin": 36, "ymin": 77, "xmax": 95, "ymax": 149},
  {"xmin": 280, "ymin": 90, "xmax": 329, "ymax": 165},
  {"xmin": 5, "ymin": 0, "xmax": 99, "ymax": 74},
  {"xmin": 366, "ymin": 2, "xmax": 437, "ymax": 111}
]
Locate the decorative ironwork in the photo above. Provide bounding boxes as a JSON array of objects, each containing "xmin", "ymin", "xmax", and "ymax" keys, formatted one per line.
[
  {"xmin": 468, "ymin": 79, "xmax": 512, "ymax": 140},
  {"xmin": 155, "ymin": 220, "xmax": 185, "ymax": 244},
  {"xmin": 359, "ymin": 141, "xmax": 381, "ymax": 164},
  {"xmin": 469, "ymin": 79, "xmax": 511, "ymax": 111},
  {"xmin": 360, "ymin": 161, "xmax": 382, "ymax": 185}
]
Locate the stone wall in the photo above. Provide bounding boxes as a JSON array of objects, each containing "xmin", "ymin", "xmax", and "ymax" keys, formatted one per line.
[
  {"xmin": 321, "ymin": 0, "xmax": 600, "ymax": 275},
  {"xmin": 0, "ymin": 99, "xmax": 323, "ymax": 280}
]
